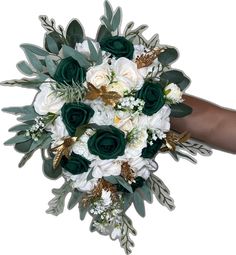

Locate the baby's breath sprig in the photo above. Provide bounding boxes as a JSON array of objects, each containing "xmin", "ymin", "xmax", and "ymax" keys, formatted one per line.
[
  {"xmin": 115, "ymin": 96, "xmax": 144, "ymax": 116},
  {"xmin": 50, "ymin": 81, "xmax": 86, "ymax": 103}
]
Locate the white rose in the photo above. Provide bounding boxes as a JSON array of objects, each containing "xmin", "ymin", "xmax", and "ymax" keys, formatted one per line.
[
  {"xmin": 33, "ymin": 83, "xmax": 65, "ymax": 115},
  {"xmin": 106, "ymin": 81, "xmax": 127, "ymax": 96},
  {"xmin": 125, "ymin": 128, "xmax": 148, "ymax": 157},
  {"xmin": 165, "ymin": 83, "xmax": 183, "ymax": 103},
  {"xmin": 86, "ymin": 62, "xmax": 111, "ymax": 88},
  {"xmin": 112, "ymin": 57, "xmax": 144, "ymax": 91},
  {"xmin": 49, "ymin": 116, "xmax": 68, "ymax": 147},
  {"xmin": 88, "ymin": 100, "xmax": 115, "ymax": 125},
  {"xmin": 72, "ymin": 132, "xmax": 96, "ymax": 161},
  {"xmin": 138, "ymin": 105, "xmax": 171, "ymax": 135},
  {"xmin": 91, "ymin": 159, "xmax": 121, "ymax": 178},
  {"xmin": 64, "ymin": 170, "xmax": 98, "ymax": 192},
  {"xmin": 128, "ymin": 157, "xmax": 150, "ymax": 180},
  {"xmin": 75, "ymin": 39, "xmax": 100, "ymax": 58}
]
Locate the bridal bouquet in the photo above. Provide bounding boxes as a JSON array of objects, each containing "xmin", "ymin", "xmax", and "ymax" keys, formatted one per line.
[{"xmin": 1, "ymin": 1, "xmax": 211, "ymax": 254}]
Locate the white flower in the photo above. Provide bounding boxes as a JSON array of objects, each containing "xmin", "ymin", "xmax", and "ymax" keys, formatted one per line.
[
  {"xmin": 33, "ymin": 83, "xmax": 65, "ymax": 115},
  {"xmin": 137, "ymin": 105, "xmax": 171, "ymax": 138},
  {"xmin": 75, "ymin": 39, "xmax": 100, "ymax": 58},
  {"xmin": 125, "ymin": 128, "xmax": 148, "ymax": 157},
  {"xmin": 72, "ymin": 131, "xmax": 96, "ymax": 161},
  {"xmin": 112, "ymin": 57, "xmax": 144, "ymax": 91},
  {"xmin": 91, "ymin": 159, "xmax": 121, "ymax": 178},
  {"xmin": 101, "ymin": 190, "xmax": 112, "ymax": 207},
  {"xmin": 106, "ymin": 81, "xmax": 127, "ymax": 96},
  {"xmin": 128, "ymin": 157, "xmax": 150, "ymax": 179},
  {"xmin": 88, "ymin": 100, "xmax": 115, "ymax": 125},
  {"xmin": 165, "ymin": 83, "xmax": 183, "ymax": 103},
  {"xmin": 86, "ymin": 62, "xmax": 111, "ymax": 88},
  {"xmin": 111, "ymin": 227, "xmax": 122, "ymax": 240},
  {"xmin": 64, "ymin": 170, "xmax": 98, "ymax": 192},
  {"xmin": 133, "ymin": 44, "xmax": 161, "ymax": 78},
  {"xmin": 48, "ymin": 116, "xmax": 68, "ymax": 147}
]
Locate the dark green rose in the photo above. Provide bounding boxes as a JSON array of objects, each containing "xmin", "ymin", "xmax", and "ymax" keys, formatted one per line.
[
  {"xmin": 53, "ymin": 57, "xmax": 86, "ymax": 85},
  {"xmin": 61, "ymin": 152, "xmax": 90, "ymax": 175},
  {"xmin": 142, "ymin": 138, "xmax": 163, "ymax": 158},
  {"xmin": 88, "ymin": 125, "xmax": 126, "ymax": 159},
  {"xmin": 61, "ymin": 102, "xmax": 94, "ymax": 136},
  {"xmin": 100, "ymin": 36, "xmax": 134, "ymax": 60},
  {"xmin": 117, "ymin": 177, "xmax": 145, "ymax": 193},
  {"xmin": 136, "ymin": 81, "xmax": 165, "ymax": 116}
]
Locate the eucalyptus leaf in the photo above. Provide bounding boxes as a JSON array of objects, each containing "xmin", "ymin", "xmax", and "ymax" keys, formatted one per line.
[
  {"xmin": 17, "ymin": 61, "xmax": 34, "ymax": 76},
  {"xmin": 46, "ymin": 181, "xmax": 72, "ymax": 216},
  {"xmin": 15, "ymin": 139, "xmax": 33, "ymax": 153},
  {"xmin": 66, "ymin": 19, "xmax": 84, "ymax": 48},
  {"xmin": 133, "ymin": 191, "xmax": 145, "ymax": 217},
  {"xmin": 23, "ymin": 48, "xmax": 44, "ymax": 72},
  {"xmin": 115, "ymin": 176, "xmax": 133, "ymax": 193},
  {"xmin": 9, "ymin": 124, "xmax": 31, "ymax": 132},
  {"xmin": 18, "ymin": 149, "xmax": 36, "ymax": 168},
  {"xmin": 43, "ymin": 158, "xmax": 62, "ymax": 180},
  {"xmin": 111, "ymin": 7, "xmax": 121, "ymax": 31},
  {"xmin": 138, "ymin": 184, "xmax": 153, "ymax": 203},
  {"xmin": 104, "ymin": 175, "xmax": 118, "ymax": 184},
  {"xmin": 159, "ymin": 47, "xmax": 178, "ymax": 66},
  {"xmin": 170, "ymin": 103, "xmax": 192, "ymax": 118},
  {"xmin": 4, "ymin": 134, "xmax": 30, "ymax": 145},
  {"xmin": 62, "ymin": 45, "xmax": 91, "ymax": 68},
  {"xmin": 2, "ymin": 105, "xmax": 34, "ymax": 115},
  {"xmin": 45, "ymin": 34, "xmax": 59, "ymax": 54},
  {"xmin": 45, "ymin": 55, "xmax": 57, "ymax": 76},
  {"xmin": 100, "ymin": 16, "xmax": 113, "ymax": 32},
  {"xmin": 123, "ymin": 193, "xmax": 133, "ymax": 211},
  {"xmin": 20, "ymin": 43, "xmax": 49, "ymax": 56},
  {"xmin": 44, "ymin": 31, "xmax": 63, "ymax": 53},
  {"xmin": 87, "ymin": 39, "xmax": 99, "ymax": 62},
  {"xmin": 68, "ymin": 189, "xmax": 83, "ymax": 210},
  {"xmin": 104, "ymin": 0, "xmax": 113, "ymax": 22},
  {"xmin": 79, "ymin": 202, "xmax": 88, "ymax": 220},
  {"xmin": 96, "ymin": 25, "xmax": 112, "ymax": 42}
]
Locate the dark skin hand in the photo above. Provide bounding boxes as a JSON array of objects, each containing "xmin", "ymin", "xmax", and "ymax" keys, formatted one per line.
[{"xmin": 170, "ymin": 95, "xmax": 236, "ymax": 154}]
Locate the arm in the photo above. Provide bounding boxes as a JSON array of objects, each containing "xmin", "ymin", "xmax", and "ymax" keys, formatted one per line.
[{"xmin": 170, "ymin": 95, "xmax": 236, "ymax": 154}]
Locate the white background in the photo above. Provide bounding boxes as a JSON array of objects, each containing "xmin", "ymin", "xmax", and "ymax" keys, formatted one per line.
[{"xmin": 0, "ymin": 0, "xmax": 235, "ymax": 254}]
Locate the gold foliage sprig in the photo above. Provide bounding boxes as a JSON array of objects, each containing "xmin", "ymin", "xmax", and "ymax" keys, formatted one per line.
[
  {"xmin": 135, "ymin": 47, "xmax": 165, "ymax": 69},
  {"xmin": 161, "ymin": 131, "xmax": 191, "ymax": 152},
  {"xmin": 85, "ymin": 83, "xmax": 121, "ymax": 106},
  {"xmin": 51, "ymin": 137, "xmax": 77, "ymax": 169}
]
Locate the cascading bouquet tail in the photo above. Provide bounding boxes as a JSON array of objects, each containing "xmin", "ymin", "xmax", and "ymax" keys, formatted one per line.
[{"xmin": 1, "ymin": 1, "xmax": 212, "ymax": 254}]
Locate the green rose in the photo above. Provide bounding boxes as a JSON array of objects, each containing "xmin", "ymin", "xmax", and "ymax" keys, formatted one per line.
[
  {"xmin": 88, "ymin": 125, "xmax": 126, "ymax": 159},
  {"xmin": 53, "ymin": 57, "xmax": 86, "ymax": 85},
  {"xmin": 61, "ymin": 102, "xmax": 94, "ymax": 136},
  {"xmin": 136, "ymin": 81, "xmax": 165, "ymax": 116},
  {"xmin": 61, "ymin": 152, "xmax": 90, "ymax": 175},
  {"xmin": 141, "ymin": 138, "xmax": 163, "ymax": 158},
  {"xmin": 100, "ymin": 36, "xmax": 134, "ymax": 60}
]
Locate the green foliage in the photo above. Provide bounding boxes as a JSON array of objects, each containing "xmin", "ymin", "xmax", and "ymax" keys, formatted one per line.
[
  {"xmin": 170, "ymin": 103, "xmax": 193, "ymax": 118},
  {"xmin": 160, "ymin": 69, "xmax": 191, "ymax": 91},
  {"xmin": 15, "ymin": 139, "xmax": 33, "ymax": 153},
  {"xmin": 66, "ymin": 19, "xmax": 84, "ymax": 48},
  {"xmin": 4, "ymin": 134, "xmax": 30, "ymax": 145},
  {"xmin": 0, "ymin": 77, "xmax": 46, "ymax": 89},
  {"xmin": 87, "ymin": 39, "xmax": 103, "ymax": 64},
  {"xmin": 45, "ymin": 55, "xmax": 57, "ymax": 76},
  {"xmin": 67, "ymin": 189, "xmax": 83, "ymax": 210},
  {"xmin": 133, "ymin": 191, "xmax": 145, "ymax": 217},
  {"xmin": 17, "ymin": 61, "xmax": 34, "ymax": 76},
  {"xmin": 120, "ymin": 214, "xmax": 137, "ymax": 255},
  {"xmin": 96, "ymin": 25, "xmax": 112, "ymax": 42},
  {"xmin": 22, "ymin": 48, "xmax": 44, "ymax": 72},
  {"xmin": 101, "ymin": 1, "xmax": 122, "ymax": 33},
  {"xmin": 147, "ymin": 173, "xmax": 175, "ymax": 211},
  {"xmin": 45, "ymin": 34, "xmax": 59, "ymax": 54},
  {"xmin": 62, "ymin": 45, "xmax": 91, "ymax": 68},
  {"xmin": 20, "ymin": 44, "xmax": 49, "ymax": 56},
  {"xmin": 46, "ymin": 181, "xmax": 72, "ymax": 216},
  {"xmin": 158, "ymin": 47, "xmax": 178, "ymax": 66}
]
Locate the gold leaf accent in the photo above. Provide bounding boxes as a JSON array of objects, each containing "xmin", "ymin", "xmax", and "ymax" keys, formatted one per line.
[
  {"xmin": 161, "ymin": 131, "xmax": 191, "ymax": 152},
  {"xmin": 85, "ymin": 83, "xmax": 121, "ymax": 106},
  {"xmin": 135, "ymin": 47, "xmax": 165, "ymax": 69},
  {"xmin": 51, "ymin": 137, "xmax": 77, "ymax": 169},
  {"xmin": 82, "ymin": 178, "xmax": 117, "ymax": 207},
  {"xmin": 121, "ymin": 162, "xmax": 135, "ymax": 184}
]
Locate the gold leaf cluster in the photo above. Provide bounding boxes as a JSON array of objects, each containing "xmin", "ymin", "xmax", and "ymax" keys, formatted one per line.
[
  {"xmin": 121, "ymin": 162, "xmax": 135, "ymax": 184},
  {"xmin": 161, "ymin": 131, "xmax": 191, "ymax": 152},
  {"xmin": 85, "ymin": 83, "xmax": 121, "ymax": 107},
  {"xmin": 135, "ymin": 47, "xmax": 165, "ymax": 69},
  {"xmin": 51, "ymin": 136, "xmax": 77, "ymax": 169}
]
